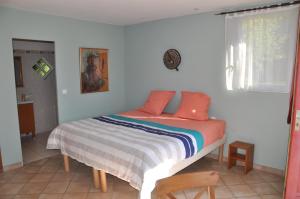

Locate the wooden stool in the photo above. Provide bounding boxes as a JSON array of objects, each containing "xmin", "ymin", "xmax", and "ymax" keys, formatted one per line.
[{"xmin": 228, "ymin": 141, "xmax": 254, "ymax": 174}]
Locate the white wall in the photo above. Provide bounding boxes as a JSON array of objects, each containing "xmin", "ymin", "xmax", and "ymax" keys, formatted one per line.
[
  {"xmin": 14, "ymin": 40, "xmax": 58, "ymax": 133},
  {"xmin": 124, "ymin": 13, "xmax": 291, "ymax": 170}
]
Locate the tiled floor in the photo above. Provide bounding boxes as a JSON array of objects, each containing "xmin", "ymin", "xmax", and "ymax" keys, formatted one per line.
[
  {"xmin": 21, "ymin": 132, "xmax": 59, "ymax": 164},
  {"xmin": 0, "ymin": 155, "xmax": 284, "ymax": 199}
]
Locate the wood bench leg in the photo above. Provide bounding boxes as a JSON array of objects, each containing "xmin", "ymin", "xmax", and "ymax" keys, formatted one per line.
[
  {"xmin": 63, "ymin": 155, "xmax": 70, "ymax": 172},
  {"xmin": 100, "ymin": 170, "xmax": 107, "ymax": 192},
  {"xmin": 218, "ymin": 144, "xmax": 224, "ymax": 164},
  {"xmin": 92, "ymin": 168, "xmax": 100, "ymax": 189}
]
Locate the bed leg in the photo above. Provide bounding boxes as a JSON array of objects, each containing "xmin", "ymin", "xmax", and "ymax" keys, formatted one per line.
[
  {"xmin": 92, "ymin": 168, "xmax": 100, "ymax": 189},
  {"xmin": 218, "ymin": 144, "xmax": 224, "ymax": 164},
  {"xmin": 100, "ymin": 170, "xmax": 107, "ymax": 192},
  {"xmin": 208, "ymin": 186, "xmax": 215, "ymax": 199},
  {"xmin": 63, "ymin": 155, "xmax": 70, "ymax": 172}
]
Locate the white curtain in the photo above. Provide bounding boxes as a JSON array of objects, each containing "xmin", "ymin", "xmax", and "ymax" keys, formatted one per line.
[{"xmin": 225, "ymin": 6, "xmax": 299, "ymax": 93}]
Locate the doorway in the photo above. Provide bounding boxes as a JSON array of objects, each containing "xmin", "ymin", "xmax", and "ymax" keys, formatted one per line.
[{"xmin": 12, "ymin": 38, "xmax": 59, "ymax": 164}]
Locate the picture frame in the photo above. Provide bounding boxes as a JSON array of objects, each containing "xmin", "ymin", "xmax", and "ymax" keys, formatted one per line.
[{"xmin": 80, "ymin": 48, "xmax": 109, "ymax": 93}]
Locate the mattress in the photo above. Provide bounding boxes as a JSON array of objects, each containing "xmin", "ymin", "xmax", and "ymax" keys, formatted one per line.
[
  {"xmin": 121, "ymin": 110, "xmax": 225, "ymax": 147},
  {"xmin": 47, "ymin": 110, "xmax": 225, "ymax": 199}
]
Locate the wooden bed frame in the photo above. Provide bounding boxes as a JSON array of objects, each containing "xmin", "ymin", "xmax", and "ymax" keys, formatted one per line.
[{"xmin": 62, "ymin": 141, "xmax": 225, "ymax": 192}]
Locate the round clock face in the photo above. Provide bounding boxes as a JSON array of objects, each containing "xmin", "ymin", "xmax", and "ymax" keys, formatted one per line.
[{"xmin": 163, "ymin": 49, "xmax": 181, "ymax": 71}]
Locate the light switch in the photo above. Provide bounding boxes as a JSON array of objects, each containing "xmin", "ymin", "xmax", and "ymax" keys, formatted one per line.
[{"xmin": 62, "ymin": 89, "xmax": 68, "ymax": 95}]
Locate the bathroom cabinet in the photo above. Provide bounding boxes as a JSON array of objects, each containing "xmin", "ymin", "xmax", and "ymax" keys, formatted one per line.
[{"xmin": 18, "ymin": 102, "xmax": 36, "ymax": 137}]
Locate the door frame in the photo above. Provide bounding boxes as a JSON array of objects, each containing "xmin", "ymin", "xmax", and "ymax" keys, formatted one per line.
[
  {"xmin": 12, "ymin": 38, "xmax": 60, "ymax": 165},
  {"xmin": 284, "ymin": 27, "xmax": 300, "ymax": 198}
]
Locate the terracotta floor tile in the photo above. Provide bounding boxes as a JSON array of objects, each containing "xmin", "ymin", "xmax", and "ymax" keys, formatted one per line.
[
  {"xmin": 2, "ymin": 146, "xmax": 285, "ymax": 199},
  {"xmin": 29, "ymin": 174, "xmax": 53, "ymax": 183},
  {"xmin": 228, "ymin": 165, "xmax": 246, "ymax": 175},
  {"xmin": 62, "ymin": 193, "xmax": 87, "ymax": 199},
  {"xmin": 29, "ymin": 159, "xmax": 48, "ymax": 167},
  {"xmin": 261, "ymin": 194, "xmax": 283, "ymax": 199},
  {"xmin": 0, "ymin": 173, "xmax": 16, "ymax": 184},
  {"xmin": 113, "ymin": 179, "xmax": 136, "ymax": 193},
  {"xmin": 241, "ymin": 173, "xmax": 265, "ymax": 184},
  {"xmin": 18, "ymin": 166, "xmax": 41, "ymax": 174},
  {"xmin": 10, "ymin": 174, "xmax": 35, "ymax": 183},
  {"xmin": 249, "ymin": 183, "xmax": 278, "ymax": 195},
  {"xmin": 66, "ymin": 182, "xmax": 90, "ymax": 193},
  {"xmin": 221, "ymin": 174, "xmax": 244, "ymax": 185},
  {"xmin": 214, "ymin": 186, "xmax": 234, "ymax": 198},
  {"xmin": 228, "ymin": 185, "xmax": 257, "ymax": 197},
  {"xmin": 21, "ymin": 132, "xmax": 60, "ymax": 165},
  {"xmin": 18, "ymin": 183, "xmax": 48, "ymax": 194},
  {"xmin": 0, "ymin": 183, "xmax": 24, "ymax": 195},
  {"xmin": 86, "ymin": 192, "xmax": 113, "ymax": 199},
  {"xmin": 43, "ymin": 182, "xmax": 69, "ymax": 194},
  {"xmin": 270, "ymin": 182, "xmax": 284, "ymax": 193},
  {"xmin": 235, "ymin": 196, "xmax": 261, "ymax": 199},
  {"xmin": 0, "ymin": 195, "xmax": 15, "ymax": 199},
  {"xmin": 14, "ymin": 194, "xmax": 39, "ymax": 199},
  {"xmin": 112, "ymin": 191, "xmax": 138, "ymax": 199},
  {"xmin": 38, "ymin": 194, "xmax": 64, "ymax": 199},
  {"xmin": 259, "ymin": 172, "xmax": 284, "ymax": 183},
  {"xmin": 71, "ymin": 174, "xmax": 91, "ymax": 183},
  {"xmin": 51, "ymin": 173, "xmax": 73, "ymax": 182},
  {"xmin": 38, "ymin": 166, "xmax": 60, "ymax": 174}
]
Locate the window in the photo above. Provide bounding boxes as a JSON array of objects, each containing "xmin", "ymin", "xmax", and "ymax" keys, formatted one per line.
[{"xmin": 225, "ymin": 6, "xmax": 298, "ymax": 92}]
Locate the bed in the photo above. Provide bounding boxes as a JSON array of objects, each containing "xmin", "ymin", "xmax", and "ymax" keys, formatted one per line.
[{"xmin": 47, "ymin": 110, "xmax": 225, "ymax": 199}]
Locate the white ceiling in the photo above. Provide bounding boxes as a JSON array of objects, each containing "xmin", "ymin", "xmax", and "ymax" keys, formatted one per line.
[{"xmin": 0, "ymin": 0, "xmax": 284, "ymax": 25}]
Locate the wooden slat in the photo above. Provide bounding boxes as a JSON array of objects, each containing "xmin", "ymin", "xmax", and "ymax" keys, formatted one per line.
[
  {"xmin": 155, "ymin": 171, "xmax": 219, "ymax": 199},
  {"xmin": 231, "ymin": 153, "xmax": 246, "ymax": 161}
]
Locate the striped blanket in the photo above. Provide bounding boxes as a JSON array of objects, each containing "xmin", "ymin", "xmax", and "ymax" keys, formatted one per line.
[{"xmin": 47, "ymin": 114, "xmax": 204, "ymax": 198}]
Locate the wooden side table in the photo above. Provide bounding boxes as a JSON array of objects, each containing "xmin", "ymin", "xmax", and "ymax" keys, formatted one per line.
[{"xmin": 228, "ymin": 141, "xmax": 254, "ymax": 174}]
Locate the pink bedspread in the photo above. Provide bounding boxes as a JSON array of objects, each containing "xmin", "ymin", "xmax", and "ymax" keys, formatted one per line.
[{"xmin": 120, "ymin": 110, "xmax": 225, "ymax": 147}]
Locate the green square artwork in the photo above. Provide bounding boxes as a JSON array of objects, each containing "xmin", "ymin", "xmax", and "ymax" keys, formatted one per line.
[{"xmin": 32, "ymin": 58, "xmax": 54, "ymax": 79}]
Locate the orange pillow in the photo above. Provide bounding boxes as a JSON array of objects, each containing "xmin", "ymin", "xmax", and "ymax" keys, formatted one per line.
[
  {"xmin": 175, "ymin": 91, "xmax": 210, "ymax": 121},
  {"xmin": 139, "ymin": 90, "xmax": 176, "ymax": 115}
]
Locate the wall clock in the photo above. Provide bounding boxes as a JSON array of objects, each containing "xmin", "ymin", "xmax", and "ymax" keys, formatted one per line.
[{"xmin": 163, "ymin": 49, "xmax": 181, "ymax": 71}]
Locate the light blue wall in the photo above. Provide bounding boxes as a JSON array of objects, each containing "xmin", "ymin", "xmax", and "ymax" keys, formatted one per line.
[
  {"xmin": 124, "ymin": 13, "xmax": 290, "ymax": 170},
  {"xmin": 0, "ymin": 7, "xmax": 126, "ymax": 166},
  {"xmin": 0, "ymin": 7, "xmax": 290, "ymax": 170}
]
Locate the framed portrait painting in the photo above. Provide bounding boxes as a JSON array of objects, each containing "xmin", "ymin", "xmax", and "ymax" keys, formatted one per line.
[{"xmin": 80, "ymin": 48, "xmax": 109, "ymax": 93}]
